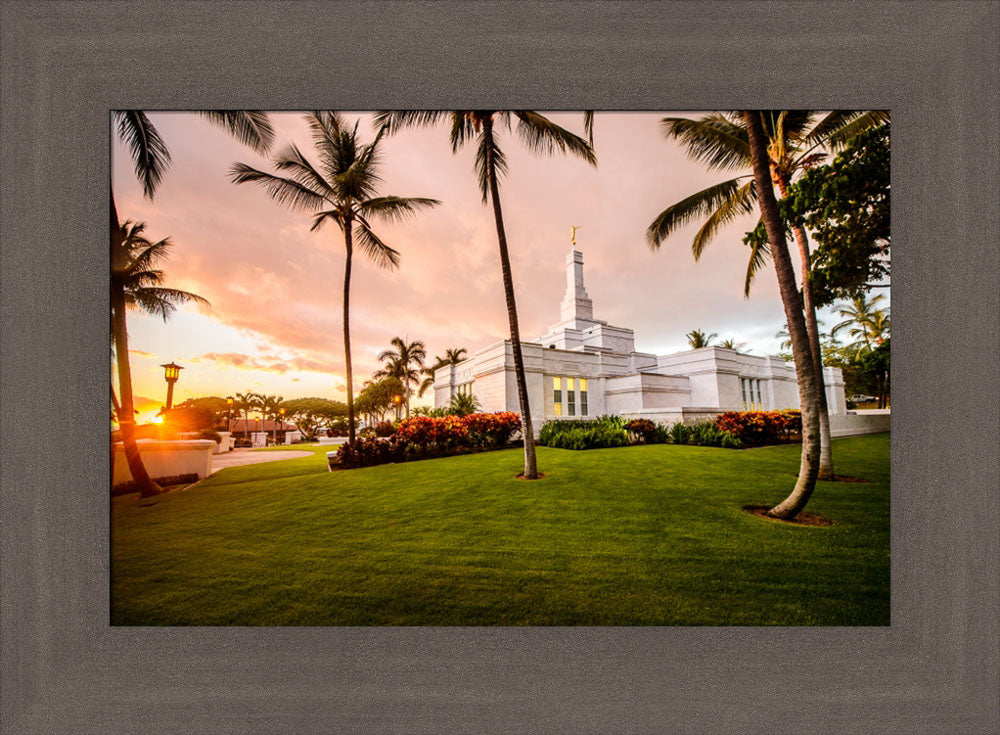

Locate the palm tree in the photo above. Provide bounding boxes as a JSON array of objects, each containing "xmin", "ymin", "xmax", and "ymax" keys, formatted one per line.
[
  {"xmin": 646, "ymin": 110, "xmax": 886, "ymax": 480},
  {"xmin": 259, "ymin": 394, "xmax": 284, "ymax": 444},
  {"xmin": 234, "ymin": 391, "xmax": 259, "ymax": 444},
  {"xmin": 111, "ymin": 112, "xmax": 273, "ymax": 492},
  {"xmin": 686, "ymin": 329, "xmax": 717, "ymax": 348},
  {"xmin": 375, "ymin": 111, "xmax": 597, "ymax": 479},
  {"xmin": 112, "ymin": 221, "xmax": 208, "ymax": 496},
  {"xmin": 231, "ymin": 112, "xmax": 440, "ymax": 442},
  {"xmin": 375, "ymin": 337, "xmax": 426, "ymax": 419},
  {"xmin": 719, "ymin": 338, "xmax": 746, "ymax": 351},
  {"xmin": 418, "ymin": 347, "xmax": 468, "ymax": 398},
  {"xmin": 448, "ymin": 392, "xmax": 481, "ymax": 417},
  {"xmin": 832, "ymin": 294, "xmax": 887, "ymax": 352},
  {"xmin": 743, "ymin": 110, "xmax": 822, "ymax": 520}
]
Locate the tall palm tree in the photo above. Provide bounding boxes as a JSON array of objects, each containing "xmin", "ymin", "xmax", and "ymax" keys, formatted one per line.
[
  {"xmin": 646, "ymin": 110, "xmax": 886, "ymax": 480},
  {"xmin": 112, "ymin": 221, "xmax": 208, "ymax": 496},
  {"xmin": 375, "ymin": 337, "xmax": 426, "ymax": 419},
  {"xmin": 112, "ymin": 111, "xmax": 273, "ymax": 492},
  {"xmin": 743, "ymin": 110, "xmax": 822, "ymax": 520},
  {"xmin": 230, "ymin": 112, "xmax": 440, "ymax": 442},
  {"xmin": 686, "ymin": 329, "xmax": 717, "ymax": 348},
  {"xmin": 375, "ymin": 111, "xmax": 597, "ymax": 479},
  {"xmin": 418, "ymin": 347, "xmax": 468, "ymax": 398}
]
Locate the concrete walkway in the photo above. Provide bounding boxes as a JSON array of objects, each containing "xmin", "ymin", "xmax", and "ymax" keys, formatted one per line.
[{"xmin": 209, "ymin": 448, "xmax": 314, "ymax": 475}]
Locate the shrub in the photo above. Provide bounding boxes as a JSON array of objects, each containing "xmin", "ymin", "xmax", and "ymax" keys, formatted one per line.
[
  {"xmin": 374, "ymin": 421, "xmax": 395, "ymax": 437},
  {"xmin": 461, "ymin": 411, "xmax": 521, "ymax": 448},
  {"xmin": 395, "ymin": 415, "xmax": 468, "ymax": 446},
  {"xmin": 668, "ymin": 422, "xmax": 691, "ymax": 445},
  {"xmin": 625, "ymin": 418, "xmax": 658, "ymax": 444},
  {"xmin": 337, "ymin": 437, "xmax": 404, "ymax": 469},
  {"xmin": 197, "ymin": 429, "xmax": 222, "ymax": 444},
  {"xmin": 713, "ymin": 410, "xmax": 801, "ymax": 445},
  {"xmin": 538, "ymin": 418, "xmax": 628, "ymax": 450}
]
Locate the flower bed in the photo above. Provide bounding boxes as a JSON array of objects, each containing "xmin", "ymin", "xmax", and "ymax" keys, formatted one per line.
[
  {"xmin": 713, "ymin": 410, "xmax": 801, "ymax": 446},
  {"xmin": 338, "ymin": 412, "xmax": 521, "ymax": 469}
]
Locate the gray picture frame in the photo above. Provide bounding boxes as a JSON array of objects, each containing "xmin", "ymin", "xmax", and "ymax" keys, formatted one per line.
[{"xmin": 1, "ymin": 1, "xmax": 997, "ymax": 732}]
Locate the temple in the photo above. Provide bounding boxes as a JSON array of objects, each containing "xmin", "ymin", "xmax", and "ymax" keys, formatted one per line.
[{"xmin": 433, "ymin": 245, "xmax": 850, "ymax": 437}]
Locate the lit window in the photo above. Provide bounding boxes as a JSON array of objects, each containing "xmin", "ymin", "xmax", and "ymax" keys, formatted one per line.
[
  {"xmin": 566, "ymin": 378, "xmax": 575, "ymax": 416},
  {"xmin": 580, "ymin": 378, "xmax": 588, "ymax": 416},
  {"xmin": 553, "ymin": 376, "xmax": 562, "ymax": 416}
]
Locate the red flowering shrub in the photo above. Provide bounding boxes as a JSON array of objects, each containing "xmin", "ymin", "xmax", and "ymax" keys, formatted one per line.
[
  {"xmin": 713, "ymin": 410, "xmax": 801, "ymax": 445},
  {"xmin": 338, "ymin": 412, "xmax": 522, "ymax": 470},
  {"xmin": 374, "ymin": 421, "xmax": 395, "ymax": 437},
  {"xmin": 462, "ymin": 411, "xmax": 521, "ymax": 447},
  {"xmin": 625, "ymin": 418, "xmax": 657, "ymax": 443},
  {"xmin": 395, "ymin": 415, "xmax": 468, "ymax": 445}
]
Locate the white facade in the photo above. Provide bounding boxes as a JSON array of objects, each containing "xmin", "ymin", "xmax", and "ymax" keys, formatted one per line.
[{"xmin": 434, "ymin": 247, "xmax": 847, "ymax": 436}]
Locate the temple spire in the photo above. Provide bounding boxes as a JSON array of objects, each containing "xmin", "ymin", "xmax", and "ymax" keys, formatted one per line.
[{"xmin": 560, "ymin": 240, "xmax": 594, "ymax": 323}]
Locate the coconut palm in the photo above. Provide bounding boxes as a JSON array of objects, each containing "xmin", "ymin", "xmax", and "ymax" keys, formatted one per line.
[
  {"xmin": 230, "ymin": 112, "xmax": 440, "ymax": 442},
  {"xmin": 646, "ymin": 110, "xmax": 886, "ymax": 479},
  {"xmin": 686, "ymin": 329, "xmax": 717, "ymax": 348},
  {"xmin": 418, "ymin": 347, "xmax": 468, "ymax": 397},
  {"xmin": 375, "ymin": 110, "xmax": 597, "ymax": 479},
  {"xmin": 718, "ymin": 338, "xmax": 746, "ymax": 351},
  {"xmin": 743, "ymin": 111, "xmax": 823, "ymax": 520},
  {"xmin": 832, "ymin": 294, "xmax": 887, "ymax": 350},
  {"xmin": 111, "ymin": 112, "xmax": 273, "ymax": 493},
  {"xmin": 111, "ymin": 221, "xmax": 208, "ymax": 496},
  {"xmin": 374, "ymin": 337, "xmax": 426, "ymax": 419}
]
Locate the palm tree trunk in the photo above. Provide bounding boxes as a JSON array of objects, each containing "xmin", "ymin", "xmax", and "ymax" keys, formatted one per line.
[
  {"xmin": 744, "ymin": 112, "xmax": 820, "ymax": 519},
  {"xmin": 111, "ymin": 284, "xmax": 162, "ymax": 497},
  {"xmin": 110, "ymin": 195, "xmax": 161, "ymax": 497},
  {"xmin": 483, "ymin": 117, "xmax": 538, "ymax": 479},
  {"xmin": 776, "ymin": 176, "xmax": 833, "ymax": 480},
  {"xmin": 342, "ymin": 221, "xmax": 357, "ymax": 443}
]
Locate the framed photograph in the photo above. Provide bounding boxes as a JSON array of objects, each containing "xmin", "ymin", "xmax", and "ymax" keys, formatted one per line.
[{"xmin": 2, "ymin": 1, "xmax": 997, "ymax": 732}]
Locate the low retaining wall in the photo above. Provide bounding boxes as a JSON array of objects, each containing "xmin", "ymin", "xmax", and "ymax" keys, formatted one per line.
[
  {"xmin": 112, "ymin": 439, "xmax": 215, "ymax": 485},
  {"xmin": 830, "ymin": 412, "xmax": 890, "ymax": 437}
]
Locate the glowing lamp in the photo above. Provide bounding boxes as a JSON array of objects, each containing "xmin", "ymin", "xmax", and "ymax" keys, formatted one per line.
[{"xmin": 159, "ymin": 361, "xmax": 184, "ymax": 410}]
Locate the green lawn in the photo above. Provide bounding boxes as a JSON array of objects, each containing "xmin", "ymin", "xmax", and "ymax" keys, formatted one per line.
[{"xmin": 111, "ymin": 434, "xmax": 890, "ymax": 626}]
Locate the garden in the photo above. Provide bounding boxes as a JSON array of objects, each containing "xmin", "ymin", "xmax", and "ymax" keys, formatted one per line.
[{"xmin": 333, "ymin": 410, "xmax": 804, "ymax": 469}]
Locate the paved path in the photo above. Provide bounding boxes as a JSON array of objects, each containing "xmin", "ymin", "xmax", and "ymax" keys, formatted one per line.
[{"xmin": 209, "ymin": 448, "xmax": 314, "ymax": 475}]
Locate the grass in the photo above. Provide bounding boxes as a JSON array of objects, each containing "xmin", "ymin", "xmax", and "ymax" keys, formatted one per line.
[{"xmin": 111, "ymin": 434, "xmax": 890, "ymax": 626}]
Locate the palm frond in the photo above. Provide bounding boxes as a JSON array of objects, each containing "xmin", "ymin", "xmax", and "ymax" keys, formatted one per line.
[
  {"xmin": 114, "ymin": 110, "xmax": 171, "ymax": 198},
  {"xmin": 198, "ymin": 110, "xmax": 275, "ymax": 154},
  {"xmin": 743, "ymin": 224, "xmax": 770, "ymax": 297},
  {"xmin": 360, "ymin": 196, "xmax": 441, "ymax": 223},
  {"xmin": 309, "ymin": 209, "xmax": 344, "ymax": 232},
  {"xmin": 583, "ymin": 111, "xmax": 595, "ymax": 146},
  {"xmin": 229, "ymin": 163, "xmax": 328, "ymax": 211},
  {"xmin": 373, "ymin": 110, "xmax": 451, "ymax": 133},
  {"xmin": 660, "ymin": 114, "xmax": 750, "ymax": 171},
  {"xmin": 646, "ymin": 176, "xmax": 749, "ymax": 249},
  {"xmin": 474, "ymin": 130, "xmax": 507, "ymax": 203},
  {"xmin": 824, "ymin": 110, "xmax": 889, "ymax": 150},
  {"xmin": 512, "ymin": 111, "xmax": 597, "ymax": 165},
  {"xmin": 271, "ymin": 143, "xmax": 333, "ymax": 196},
  {"xmin": 449, "ymin": 112, "xmax": 477, "ymax": 152},
  {"xmin": 126, "ymin": 286, "xmax": 210, "ymax": 321},
  {"xmin": 691, "ymin": 179, "xmax": 756, "ymax": 259},
  {"xmin": 353, "ymin": 219, "xmax": 400, "ymax": 269}
]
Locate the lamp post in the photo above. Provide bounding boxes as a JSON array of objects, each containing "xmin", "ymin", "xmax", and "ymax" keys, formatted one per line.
[
  {"xmin": 393, "ymin": 394, "xmax": 402, "ymax": 421},
  {"xmin": 160, "ymin": 362, "xmax": 184, "ymax": 411},
  {"xmin": 276, "ymin": 406, "xmax": 285, "ymax": 445},
  {"xmin": 226, "ymin": 396, "xmax": 234, "ymax": 433}
]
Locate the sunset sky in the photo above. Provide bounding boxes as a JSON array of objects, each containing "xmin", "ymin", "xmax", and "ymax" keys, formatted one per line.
[{"xmin": 113, "ymin": 111, "xmax": 857, "ymax": 423}]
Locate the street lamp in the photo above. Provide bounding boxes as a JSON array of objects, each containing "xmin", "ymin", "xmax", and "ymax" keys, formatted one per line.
[
  {"xmin": 393, "ymin": 394, "xmax": 402, "ymax": 420},
  {"xmin": 226, "ymin": 396, "xmax": 234, "ymax": 432},
  {"xmin": 160, "ymin": 362, "xmax": 184, "ymax": 411},
  {"xmin": 277, "ymin": 406, "xmax": 286, "ymax": 445}
]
